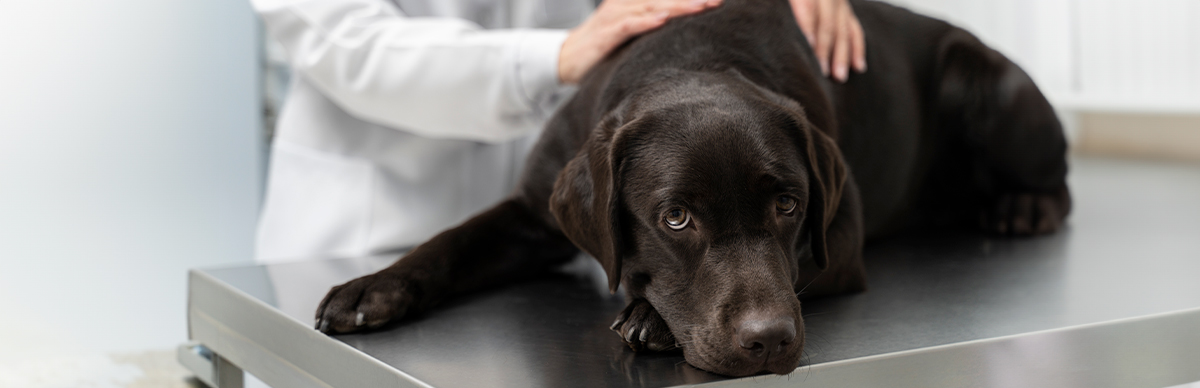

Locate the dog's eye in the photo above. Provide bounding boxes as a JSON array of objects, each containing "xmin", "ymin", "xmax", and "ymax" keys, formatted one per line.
[
  {"xmin": 775, "ymin": 196, "xmax": 797, "ymax": 214},
  {"xmin": 664, "ymin": 208, "xmax": 690, "ymax": 230}
]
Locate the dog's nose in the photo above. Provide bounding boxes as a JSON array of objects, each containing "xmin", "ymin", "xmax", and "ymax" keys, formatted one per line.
[{"xmin": 735, "ymin": 315, "xmax": 796, "ymax": 358}]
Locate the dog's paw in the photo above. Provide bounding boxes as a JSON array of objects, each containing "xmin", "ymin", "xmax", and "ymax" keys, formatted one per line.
[
  {"xmin": 315, "ymin": 273, "xmax": 416, "ymax": 334},
  {"xmin": 980, "ymin": 186, "xmax": 1071, "ymax": 236},
  {"xmin": 610, "ymin": 299, "xmax": 677, "ymax": 352}
]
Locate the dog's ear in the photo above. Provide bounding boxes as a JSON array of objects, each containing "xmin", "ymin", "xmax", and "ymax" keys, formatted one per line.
[
  {"xmin": 550, "ymin": 115, "xmax": 632, "ymax": 294},
  {"xmin": 799, "ymin": 125, "xmax": 847, "ymax": 270},
  {"xmin": 758, "ymin": 89, "xmax": 848, "ymax": 271}
]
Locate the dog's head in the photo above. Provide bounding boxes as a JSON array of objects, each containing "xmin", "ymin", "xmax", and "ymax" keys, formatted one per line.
[{"xmin": 550, "ymin": 73, "xmax": 847, "ymax": 376}]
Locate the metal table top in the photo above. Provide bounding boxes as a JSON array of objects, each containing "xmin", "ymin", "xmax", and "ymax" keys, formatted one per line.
[{"xmin": 188, "ymin": 157, "xmax": 1200, "ymax": 388}]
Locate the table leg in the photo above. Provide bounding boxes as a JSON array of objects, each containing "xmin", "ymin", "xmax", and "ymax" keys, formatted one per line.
[
  {"xmin": 212, "ymin": 353, "xmax": 244, "ymax": 388},
  {"xmin": 178, "ymin": 342, "xmax": 244, "ymax": 388}
]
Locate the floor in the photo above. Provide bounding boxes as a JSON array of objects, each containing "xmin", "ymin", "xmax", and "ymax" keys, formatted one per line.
[
  {"xmin": 0, "ymin": 199, "xmax": 263, "ymax": 387},
  {"xmin": 0, "ymin": 258, "xmax": 270, "ymax": 387}
]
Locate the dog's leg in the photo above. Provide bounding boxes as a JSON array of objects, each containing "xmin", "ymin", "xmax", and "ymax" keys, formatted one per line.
[
  {"xmin": 314, "ymin": 198, "xmax": 578, "ymax": 333},
  {"xmin": 935, "ymin": 30, "xmax": 1072, "ymax": 236},
  {"xmin": 609, "ymin": 298, "xmax": 677, "ymax": 352}
]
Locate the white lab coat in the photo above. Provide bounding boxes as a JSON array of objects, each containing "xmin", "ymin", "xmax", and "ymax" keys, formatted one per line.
[{"xmin": 251, "ymin": 0, "xmax": 593, "ymax": 262}]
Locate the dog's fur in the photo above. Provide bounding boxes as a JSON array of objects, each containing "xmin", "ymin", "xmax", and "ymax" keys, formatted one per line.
[{"xmin": 314, "ymin": 0, "xmax": 1070, "ymax": 377}]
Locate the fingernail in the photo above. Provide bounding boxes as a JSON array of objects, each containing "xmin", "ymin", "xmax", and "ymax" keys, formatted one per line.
[
  {"xmin": 656, "ymin": 10, "xmax": 670, "ymax": 20},
  {"xmin": 355, "ymin": 312, "xmax": 365, "ymax": 326},
  {"xmin": 708, "ymin": 0, "xmax": 722, "ymax": 6},
  {"xmin": 819, "ymin": 61, "xmax": 829, "ymax": 75},
  {"xmin": 691, "ymin": 0, "xmax": 706, "ymax": 7},
  {"xmin": 835, "ymin": 66, "xmax": 847, "ymax": 82}
]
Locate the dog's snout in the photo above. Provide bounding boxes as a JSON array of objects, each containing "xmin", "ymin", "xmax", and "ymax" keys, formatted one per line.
[{"xmin": 735, "ymin": 315, "xmax": 796, "ymax": 358}]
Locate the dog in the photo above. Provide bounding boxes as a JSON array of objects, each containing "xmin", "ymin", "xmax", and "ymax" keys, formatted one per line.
[{"xmin": 314, "ymin": 0, "xmax": 1071, "ymax": 377}]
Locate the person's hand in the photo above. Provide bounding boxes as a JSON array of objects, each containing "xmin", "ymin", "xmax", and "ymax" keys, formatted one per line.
[
  {"xmin": 790, "ymin": 0, "xmax": 866, "ymax": 82},
  {"xmin": 559, "ymin": 0, "xmax": 723, "ymax": 85}
]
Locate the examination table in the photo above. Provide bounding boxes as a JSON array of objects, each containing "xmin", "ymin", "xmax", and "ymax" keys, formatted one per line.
[{"xmin": 182, "ymin": 157, "xmax": 1200, "ymax": 388}]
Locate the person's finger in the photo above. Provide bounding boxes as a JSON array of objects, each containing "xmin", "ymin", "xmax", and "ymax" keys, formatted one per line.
[
  {"xmin": 831, "ymin": 11, "xmax": 851, "ymax": 82},
  {"xmin": 814, "ymin": 0, "xmax": 839, "ymax": 75},
  {"xmin": 613, "ymin": 0, "xmax": 720, "ymax": 39},
  {"xmin": 790, "ymin": 0, "xmax": 816, "ymax": 47},
  {"xmin": 610, "ymin": 10, "xmax": 671, "ymax": 40},
  {"xmin": 671, "ymin": 0, "xmax": 722, "ymax": 16},
  {"xmin": 626, "ymin": 0, "xmax": 719, "ymax": 19},
  {"xmin": 849, "ymin": 16, "xmax": 866, "ymax": 73}
]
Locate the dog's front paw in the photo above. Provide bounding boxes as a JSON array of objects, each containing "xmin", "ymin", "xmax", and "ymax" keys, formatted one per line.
[
  {"xmin": 315, "ymin": 272, "xmax": 417, "ymax": 334},
  {"xmin": 610, "ymin": 299, "xmax": 677, "ymax": 352},
  {"xmin": 980, "ymin": 186, "xmax": 1071, "ymax": 236}
]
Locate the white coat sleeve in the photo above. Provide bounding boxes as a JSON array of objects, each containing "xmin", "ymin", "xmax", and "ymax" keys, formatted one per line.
[{"xmin": 251, "ymin": 0, "xmax": 572, "ymax": 143}]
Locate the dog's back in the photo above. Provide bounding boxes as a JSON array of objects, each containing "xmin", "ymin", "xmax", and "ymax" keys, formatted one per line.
[
  {"xmin": 527, "ymin": 0, "xmax": 1066, "ymax": 237},
  {"xmin": 832, "ymin": 1, "xmax": 1068, "ymax": 237}
]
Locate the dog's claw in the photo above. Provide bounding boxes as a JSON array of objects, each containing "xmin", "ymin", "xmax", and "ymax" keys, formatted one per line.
[
  {"xmin": 610, "ymin": 313, "xmax": 627, "ymax": 331},
  {"xmin": 612, "ymin": 299, "xmax": 678, "ymax": 353}
]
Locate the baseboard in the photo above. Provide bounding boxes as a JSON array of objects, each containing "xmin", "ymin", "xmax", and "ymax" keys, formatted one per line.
[{"xmin": 1071, "ymin": 112, "xmax": 1200, "ymax": 162}]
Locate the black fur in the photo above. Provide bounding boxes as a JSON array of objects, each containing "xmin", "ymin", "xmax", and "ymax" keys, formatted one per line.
[{"xmin": 315, "ymin": 0, "xmax": 1070, "ymax": 377}]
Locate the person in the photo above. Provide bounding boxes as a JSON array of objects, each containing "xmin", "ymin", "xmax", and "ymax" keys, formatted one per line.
[{"xmin": 250, "ymin": 0, "xmax": 866, "ymax": 263}]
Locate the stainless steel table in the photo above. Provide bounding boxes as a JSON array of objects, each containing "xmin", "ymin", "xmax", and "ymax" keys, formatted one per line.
[{"xmin": 184, "ymin": 157, "xmax": 1200, "ymax": 388}]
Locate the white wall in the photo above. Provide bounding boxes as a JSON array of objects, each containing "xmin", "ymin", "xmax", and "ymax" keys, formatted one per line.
[
  {"xmin": 1072, "ymin": 0, "xmax": 1200, "ymax": 112},
  {"xmin": 0, "ymin": 0, "xmax": 261, "ymax": 355},
  {"xmin": 886, "ymin": 0, "xmax": 1200, "ymax": 114}
]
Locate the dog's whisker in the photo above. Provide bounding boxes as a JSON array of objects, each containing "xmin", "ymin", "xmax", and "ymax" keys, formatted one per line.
[{"xmin": 796, "ymin": 271, "xmax": 825, "ymax": 297}]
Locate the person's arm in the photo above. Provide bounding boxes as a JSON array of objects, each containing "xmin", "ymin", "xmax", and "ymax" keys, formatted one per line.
[
  {"xmin": 252, "ymin": 0, "xmax": 719, "ymax": 143},
  {"xmin": 252, "ymin": 0, "xmax": 566, "ymax": 142}
]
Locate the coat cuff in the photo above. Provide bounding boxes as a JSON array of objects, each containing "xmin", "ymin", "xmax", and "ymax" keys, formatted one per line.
[{"xmin": 515, "ymin": 29, "xmax": 571, "ymax": 111}]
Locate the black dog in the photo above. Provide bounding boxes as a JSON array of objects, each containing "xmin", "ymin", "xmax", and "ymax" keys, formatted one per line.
[{"xmin": 315, "ymin": 0, "xmax": 1070, "ymax": 377}]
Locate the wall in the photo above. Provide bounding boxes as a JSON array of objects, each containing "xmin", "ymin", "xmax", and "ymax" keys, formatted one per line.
[
  {"xmin": 0, "ymin": 0, "xmax": 261, "ymax": 357},
  {"xmin": 886, "ymin": 0, "xmax": 1200, "ymax": 114}
]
